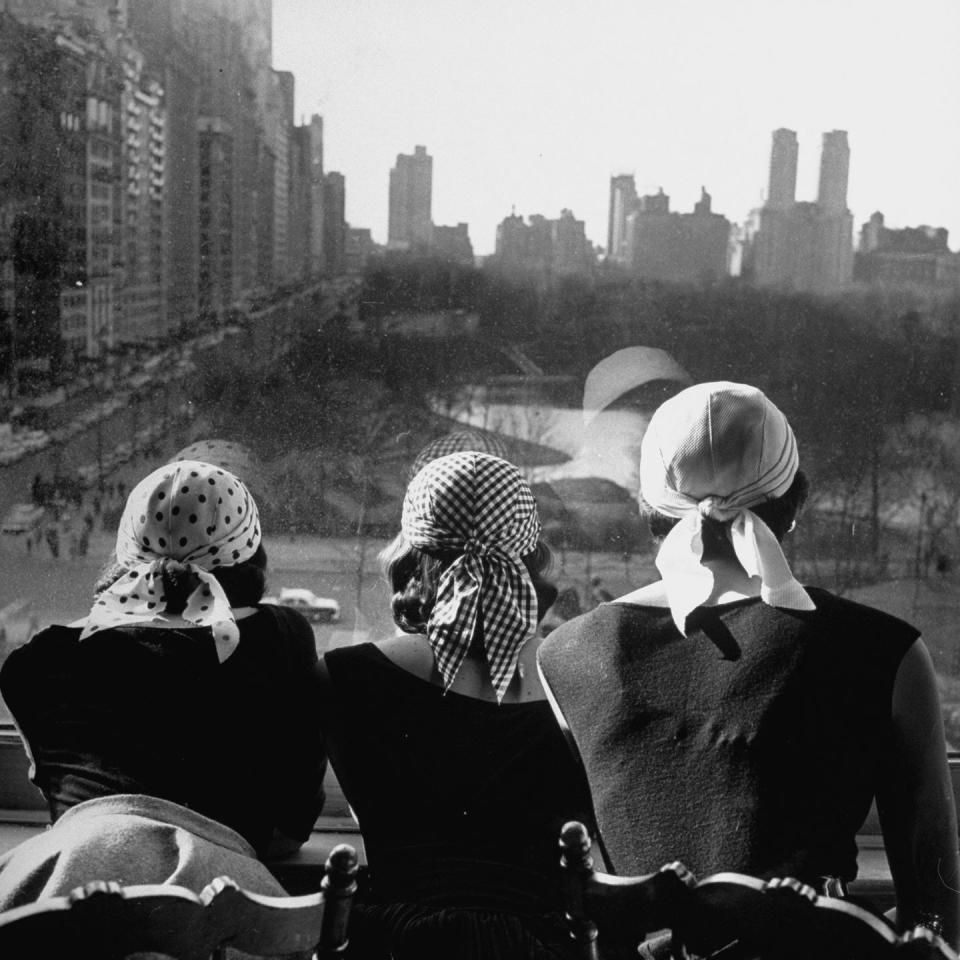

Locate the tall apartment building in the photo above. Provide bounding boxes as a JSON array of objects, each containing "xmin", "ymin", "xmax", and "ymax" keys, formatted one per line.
[
  {"xmin": 129, "ymin": 0, "xmax": 283, "ymax": 315},
  {"xmin": 552, "ymin": 210, "xmax": 594, "ymax": 276},
  {"xmin": 744, "ymin": 129, "xmax": 854, "ymax": 294},
  {"xmin": 0, "ymin": 14, "xmax": 88, "ymax": 379},
  {"xmin": 272, "ymin": 70, "xmax": 295, "ymax": 281},
  {"xmin": 767, "ymin": 128, "xmax": 798, "ymax": 208},
  {"xmin": 4, "ymin": 0, "xmax": 339, "ymax": 378},
  {"xmin": 493, "ymin": 209, "xmax": 594, "ymax": 279},
  {"xmin": 119, "ymin": 43, "xmax": 168, "ymax": 344},
  {"xmin": 388, "ymin": 145, "xmax": 433, "ymax": 249},
  {"xmin": 288, "ymin": 115, "xmax": 326, "ymax": 278},
  {"xmin": 432, "ymin": 223, "xmax": 474, "ymax": 266},
  {"xmin": 855, "ymin": 212, "xmax": 960, "ymax": 297},
  {"xmin": 607, "ymin": 174, "xmax": 638, "ymax": 263},
  {"xmin": 624, "ymin": 188, "xmax": 730, "ymax": 284},
  {"xmin": 323, "ymin": 172, "xmax": 346, "ymax": 276}
]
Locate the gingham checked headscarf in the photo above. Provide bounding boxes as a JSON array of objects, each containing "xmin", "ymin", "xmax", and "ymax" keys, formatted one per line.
[
  {"xmin": 640, "ymin": 382, "xmax": 815, "ymax": 635},
  {"xmin": 408, "ymin": 430, "xmax": 509, "ymax": 480},
  {"xmin": 80, "ymin": 460, "xmax": 262, "ymax": 662},
  {"xmin": 402, "ymin": 452, "xmax": 541, "ymax": 703}
]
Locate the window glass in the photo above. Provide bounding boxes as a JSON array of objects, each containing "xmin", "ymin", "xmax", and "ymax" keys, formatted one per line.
[{"xmin": 1, "ymin": 0, "xmax": 959, "ymax": 770}]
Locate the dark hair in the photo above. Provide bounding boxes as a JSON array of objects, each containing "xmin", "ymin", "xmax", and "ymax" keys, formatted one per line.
[
  {"xmin": 641, "ymin": 470, "xmax": 810, "ymax": 546},
  {"xmin": 94, "ymin": 544, "xmax": 269, "ymax": 614},
  {"xmin": 379, "ymin": 534, "xmax": 554, "ymax": 635}
]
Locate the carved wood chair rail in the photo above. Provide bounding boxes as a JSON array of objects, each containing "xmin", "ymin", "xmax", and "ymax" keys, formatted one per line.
[
  {"xmin": 559, "ymin": 821, "xmax": 956, "ymax": 960},
  {"xmin": 0, "ymin": 842, "xmax": 358, "ymax": 960}
]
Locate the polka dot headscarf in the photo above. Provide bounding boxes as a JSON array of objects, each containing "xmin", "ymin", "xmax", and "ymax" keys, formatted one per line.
[
  {"xmin": 80, "ymin": 460, "xmax": 262, "ymax": 661},
  {"xmin": 401, "ymin": 452, "xmax": 541, "ymax": 704}
]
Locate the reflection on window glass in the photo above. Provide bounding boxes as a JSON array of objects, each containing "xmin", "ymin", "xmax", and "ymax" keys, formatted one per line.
[{"xmin": 1, "ymin": 0, "xmax": 959, "ymax": 762}]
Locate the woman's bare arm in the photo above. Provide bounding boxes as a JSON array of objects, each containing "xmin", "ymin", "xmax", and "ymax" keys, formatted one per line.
[{"xmin": 876, "ymin": 638, "xmax": 960, "ymax": 948}]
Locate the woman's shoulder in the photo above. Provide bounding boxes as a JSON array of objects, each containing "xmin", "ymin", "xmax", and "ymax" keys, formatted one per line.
[
  {"xmin": 1, "ymin": 622, "xmax": 81, "ymax": 667},
  {"xmin": 323, "ymin": 640, "xmax": 409, "ymax": 685},
  {"xmin": 0, "ymin": 623, "xmax": 81, "ymax": 703},
  {"xmin": 802, "ymin": 586, "xmax": 920, "ymax": 642}
]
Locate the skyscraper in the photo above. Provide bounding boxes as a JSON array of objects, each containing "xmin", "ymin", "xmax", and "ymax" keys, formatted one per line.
[
  {"xmin": 744, "ymin": 128, "xmax": 853, "ymax": 293},
  {"xmin": 607, "ymin": 174, "xmax": 637, "ymax": 263},
  {"xmin": 767, "ymin": 128, "xmax": 798, "ymax": 208},
  {"xmin": 817, "ymin": 130, "xmax": 850, "ymax": 213},
  {"xmin": 388, "ymin": 145, "xmax": 433, "ymax": 248},
  {"xmin": 323, "ymin": 171, "xmax": 346, "ymax": 276}
]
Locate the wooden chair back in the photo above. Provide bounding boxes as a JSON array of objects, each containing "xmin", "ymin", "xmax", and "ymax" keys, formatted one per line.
[
  {"xmin": 0, "ymin": 842, "xmax": 358, "ymax": 960},
  {"xmin": 559, "ymin": 821, "xmax": 958, "ymax": 960}
]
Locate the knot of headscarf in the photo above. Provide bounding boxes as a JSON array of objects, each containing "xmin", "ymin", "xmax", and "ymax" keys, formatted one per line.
[
  {"xmin": 80, "ymin": 460, "xmax": 262, "ymax": 661},
  {"xmin": 402, "ymin": 451, "xmax": 541, "ymax": 703},
  {"xmin": 640, "ymin": 381, "xmax": 815, "ymax": 635}
]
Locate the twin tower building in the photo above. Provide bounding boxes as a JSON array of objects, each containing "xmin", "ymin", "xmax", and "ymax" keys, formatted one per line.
[
  {"xmin": 608, "ymin": 129, "xmax": 854, "ymax": 294},
  {"xmin": 742, "ymin": 129, "xmax": 854, "ymax": 293}
]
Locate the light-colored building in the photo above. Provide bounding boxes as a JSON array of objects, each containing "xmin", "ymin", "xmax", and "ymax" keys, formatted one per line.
[
  {"xmin": 272, "ymin": 70, "xmax": 295, "ymax": 281},
  {"xmin": 607, "ymin": 174, "xmax": 637, "ymax": 263},
  {"xmin": 118, "ymin": 42, "xmax": 168, "ymax": 345},
  {"xmin": 624, "ymin": 188, "xmax": 730, "ymax": 284},
  {"xmin": 493, "ymin": 209, "xmax": 594, "ymax": 279},
  {"xmin": 855, "ymin": 212, "xmax": 960, "ymax": 298},
  {"xmin": 743, "ymin": 129, "xmax": 853, "ymax": 294},
  {"xmin": 388, "ymin": 145, "xmax": 433, "ymax": 249}
]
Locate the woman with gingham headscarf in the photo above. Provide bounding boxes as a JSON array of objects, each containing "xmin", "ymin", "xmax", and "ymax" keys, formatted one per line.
[
  {"xmin": 316, "ymin": 452, "xmax": 593, "ymax": 959},
  {"xmin": 538, "ymin": 382, "xmax": 959, "ymax": 948},
  {"xmin": 0, "ymin": 460, "xmax": 327, "ymax": 911}
]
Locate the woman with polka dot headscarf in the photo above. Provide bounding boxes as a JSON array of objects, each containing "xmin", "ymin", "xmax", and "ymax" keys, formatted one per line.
[{"xmin": 0, "ymin": 461, "xmax": 327, "ymax": 910}]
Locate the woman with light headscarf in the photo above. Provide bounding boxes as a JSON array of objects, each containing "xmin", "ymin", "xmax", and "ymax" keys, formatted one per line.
[
  {"xmin": 0, "ymin": 461, "xmax": 326, "ymax": 909},
  {"xmin": 538, "ymin": 381, "xmax": 959, "ymax": 948},
  {"xmin": 316, "ymin": 451, "xmax": 592, "ymax": 959}
]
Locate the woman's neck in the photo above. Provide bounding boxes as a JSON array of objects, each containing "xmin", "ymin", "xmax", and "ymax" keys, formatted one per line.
[
  {"xmin": 69, "ymin": 606, "xmax": 259, "ymax": 629},
  {"xmin": 376, "ymin": 632, "xmax": 546, "ymax": 703},
  {"xmin": 617, "ymin": 557, "xmax": 762, "ymax": 607}
]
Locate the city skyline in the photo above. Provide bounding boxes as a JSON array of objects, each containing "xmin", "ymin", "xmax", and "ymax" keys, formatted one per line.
[{"xmin": 272, "ymin": 0, "xmax": 960, "ymax": 256}]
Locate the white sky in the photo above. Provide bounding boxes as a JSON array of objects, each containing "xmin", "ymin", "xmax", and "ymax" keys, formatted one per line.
[{"xmin": 272, "ymin": 0, "xmax": 960, "ymax": 256}]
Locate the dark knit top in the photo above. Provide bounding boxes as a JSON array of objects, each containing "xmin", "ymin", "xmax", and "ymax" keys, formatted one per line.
[
  {"xmin": 319, "ymin": 643, "xmax": 594, "ymax": 911},
  {"xmin": 0, "ymin": 604, "xmax": 326, "ymax": 857},
  {"xmin": 537, "ymin": 587, "xmax": 919, "ymax": 883}
]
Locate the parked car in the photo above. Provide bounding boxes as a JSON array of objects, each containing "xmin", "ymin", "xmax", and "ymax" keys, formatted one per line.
[
  {"xmin": 1, "ymin": 503, "xmax": 45, "ymax": 536},
  {"xmin": 268, "ymin": 587, "xmax": 341, "ymax": 624}
]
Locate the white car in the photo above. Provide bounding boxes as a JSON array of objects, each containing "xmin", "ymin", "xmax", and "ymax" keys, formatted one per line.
[{"xmin": 270, "ymin": 587, "xmax": 341, "ymax": 624}]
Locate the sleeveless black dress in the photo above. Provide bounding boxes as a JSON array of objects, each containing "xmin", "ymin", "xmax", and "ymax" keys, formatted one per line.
[
  {"xmin": 319, "ymin": 643, "xmax": 594, "ymax": 960},
  {"xmin": 538, "ymin": 587, "xmax": 919, "ymax": 883}
]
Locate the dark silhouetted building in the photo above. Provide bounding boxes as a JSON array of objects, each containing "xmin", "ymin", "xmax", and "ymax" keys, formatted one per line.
[
  {"xmin": 433, "ymin": 223, "xmax": 474, "ymax": 265},
  {"xmin": 345, "ymin": 227, "xmax": 376, "ymax": 274},
  {"xmin": 324, "ymin": 172, "xmax": 346, "ymax": 276}
]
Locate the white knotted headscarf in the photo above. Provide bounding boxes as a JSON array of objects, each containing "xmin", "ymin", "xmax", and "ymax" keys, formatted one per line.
[
  {"xmin": 402, "ymin": 452, "xmax": 541, "ymax": 703},
  {"xmin": 80, "ymin": 460, "xmax": 262, "ymax": 661},
  {"xmin": 639, "ymin": 381, "xmax": 815, "ymax": 634}
]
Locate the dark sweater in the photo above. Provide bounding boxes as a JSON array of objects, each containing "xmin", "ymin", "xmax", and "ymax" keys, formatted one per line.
[
  {"xmin": 0, "ymin": 604, "xmax": 326, "ymax": 857},
  {"xmin": 537, "ymin": 587, "xmax": 918, "ymax": 882}
]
